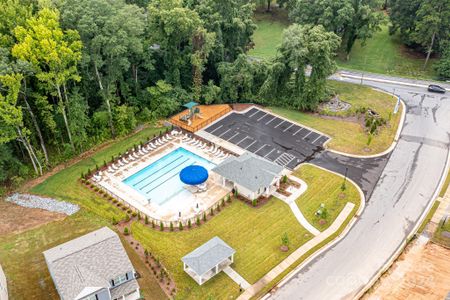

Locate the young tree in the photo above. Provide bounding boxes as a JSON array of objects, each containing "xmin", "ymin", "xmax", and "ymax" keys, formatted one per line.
[{"xmin": 12, "ymin": 8, "xmax": 82, "ymax": 151}]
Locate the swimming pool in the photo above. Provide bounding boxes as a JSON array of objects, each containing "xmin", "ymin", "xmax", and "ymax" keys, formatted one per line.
[{"xmin": 122, "ymin": 147, "xmax": 215, "ymax": 206}]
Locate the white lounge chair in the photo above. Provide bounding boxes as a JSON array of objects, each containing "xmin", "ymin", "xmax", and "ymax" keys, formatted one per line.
[
  {"xmin": 123, "ymin": 158, "xmax": 129, "ymax": 164},
  {"xmin": 139, "ymin": 149, "xmax": 146, "ymax": 155},
  {"xmin": 133, "ymin": 153, "xmax": 140, "ymax": 159},
  {"xmin": 200, "ymin": 143, "xmax": 208, "ymax": 149}
]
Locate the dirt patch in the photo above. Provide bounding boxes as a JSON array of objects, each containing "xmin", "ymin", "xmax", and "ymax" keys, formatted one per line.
[
  {"xmin": 364, "ymin": 238, "xmax": 450, "ymax": 300},
  {"xmin": 232, "ymin": 103, "xmax": 263, "ymax": 112},
  {"xmin": 0, "ymin": 200, "xmax": 65, "ymax": 236}
]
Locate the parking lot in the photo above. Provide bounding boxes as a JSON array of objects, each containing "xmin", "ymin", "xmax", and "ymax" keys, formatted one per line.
[{"xmin": 204, "ymin": 107, "xmax": 329, "ymax": 169}]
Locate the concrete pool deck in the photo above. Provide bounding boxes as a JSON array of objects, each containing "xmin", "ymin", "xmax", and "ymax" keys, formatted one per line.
[{"xmin": 96, "ymin": 133, "xmax": 231, "ymax": 223}]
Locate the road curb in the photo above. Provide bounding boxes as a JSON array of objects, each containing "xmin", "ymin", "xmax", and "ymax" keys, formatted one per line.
[{"xmin": 353, "ymin": 146, "xmax": 450, "ymax": 299}]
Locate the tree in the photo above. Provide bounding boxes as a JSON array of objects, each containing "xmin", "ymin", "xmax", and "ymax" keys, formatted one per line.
[
  {"xmin": 289, "ymin": 0, "xmax": 383, "ymax": 57},
  {"xmin": 12, "ymin": 8, "xmax": 82, "ymax": 151},
  {"xmin": 412, "ymin": 0, "xmax": 450, "ymax": 69},
  {"xmin": 0, "ymin": 0, "xmax": 33, "ymax": 48},
  {"xmin": 60, "ymin": 0, "xmax": 146, "ymax": 138},
  {"xmin": 261, "ymin": 25, "xmax": 340, "ymax": 110},
  {"xmin": 436, "ymin": 43, "xmax": 450, "ymax": 80},
  {"xmin": 0, "ymin": 73, "xmax": 42, "ymax": 175}
]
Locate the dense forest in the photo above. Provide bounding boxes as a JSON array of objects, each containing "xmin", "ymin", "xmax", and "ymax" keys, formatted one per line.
[{"xmin": 0, "ymin": 0, "xmax": 449, "ymax": 191}]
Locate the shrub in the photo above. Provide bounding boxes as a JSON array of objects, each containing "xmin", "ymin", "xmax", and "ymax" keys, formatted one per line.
[
  {"xmin": 87, "ymin": 168, "xmax": 91, "ymax": 176},
  {"xmin": 281, "ymin": 232, "xmax": 289, "ymax": 246},
  {"xmin": 203, "ymin": 213, "xmax": 206, "ymax": 222},
  {"xmin": 341, "ymin": 182, "xmax": 346, "ymax": 191},
  {"xmin": 145, "ymin": 215, "xmax": 149, "ymax": 224},
  {"xmin": 252, "ymin": 199, "xmax": 257, "ymax": 207},
  {"xmin": 152, "ymin": 220, "xmax": 156, "ymax": 229},
  {"xmin": 233, "ymin": 188, "xmax": 238, "ymax": 197},
  {"xmin": 282, "ymin": 175, "xmax": 288, "ymax": 184},
  {"xmin": 117, "ymin": 202, "xmax": 122, "ymax": 207},
  {"xmin": 112, "ymin": 199, "xmax": 118, "ymax": 204},
  {"xmin": 95, "ymin": 164, "xmax": 99, "ymax": 171},
  {"xmin": 160, "ymin": 222, "xmax": 164, "ymax": 231},
  {"xmin": 188, "ymin": 219, "xmax": 192, "ymax": 229},
  {"xmin": 221, "ymin": 199, "xmax": 225, "ymax": 207},
  {"xmin": 144, "ymin": 249, "xmax": 149, "ymax": 257},
  {"xmin": 216, "ymin": 204, "xmax": 221, "ymax": 212},
  {"xmin": 179, "ymin": 222, "xmax": 183, "ymax": 231},
  {"xmin": 112, "ymin": 217, "xmax": 118, "ymax": 225},
  {"xmin": 123, "ymin": 227, "xmax": 129, "ymax": 235},
  {"xmin": 127, "ymin": 209, "xmax": 132, "ymax": 214},
  {"xmin": 131, "ymin": 212, "xmax": 137, "ymax": 218},
  {"xmin": 210, "ymin": 208, "xmax": 214, "ymax": 216},
  {"xmin": 169, "ymin": 222, "xmax": 174, "ymax": 231},
  {"xmin": 196, "ymin": 216, "xmax": 200, "ymax": 226},
  {"xmin": 103, "ymin": 160, "xmax": 107, "ymax": 167},
  {"xmin": 137, "ymin": 212, "xmax": 141, "ymax": 221},
  {"xmin": 125, "ymin": 214, "xmax": 130, "ymax": 222},
  {"xmin": 226, "ymin": 195, "xmax": 231, "ymax": 203},
  {"xmin": 80, "ymin": 172, "xmax": 84, "ymax": 179}
]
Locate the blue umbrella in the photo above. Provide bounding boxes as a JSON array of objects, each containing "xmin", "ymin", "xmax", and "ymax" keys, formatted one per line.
[{"xmin": 179, "ymin": 165, "xmax": 209, "ymax": 185}]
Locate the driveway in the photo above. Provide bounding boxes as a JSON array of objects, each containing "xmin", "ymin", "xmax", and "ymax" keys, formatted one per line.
[{"xmin": 267, "ymin": 76, "xmax": 450, "ymax": 299}]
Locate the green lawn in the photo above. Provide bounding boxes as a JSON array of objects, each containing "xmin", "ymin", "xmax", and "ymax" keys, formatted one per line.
[
  {"xmin": 433, "ymin": 217, "xmax": 450, "ymax": 248},
  {"xmin": 270, "ymin": 81, "xmax": 402, "ymax": 155},
  {"xmin": 131, "ymin": 199, "xmax": 311, "ymax": 300},
  {"xmin": 294, "ymin": 164, "xmax": 361, "ymax": 231},
  {"xmin": 248, "ymin": 10, "xmax": 288, "ymax": 59},
  {"xmin": 439, "ymin": 167, "xmax": 450, "ymax": 197},
  {"xmin": 31, "ymin": 126, "xmax": 165, "ymax": 221},
  {"xmin": 337, "ymin": 25, "xmax": 437, "ymax": 79}
]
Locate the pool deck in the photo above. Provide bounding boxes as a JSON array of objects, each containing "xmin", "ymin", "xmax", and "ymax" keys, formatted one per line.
[{"xmin": 97, "ymin": 134, "xmax": 231, "ymax": 222}]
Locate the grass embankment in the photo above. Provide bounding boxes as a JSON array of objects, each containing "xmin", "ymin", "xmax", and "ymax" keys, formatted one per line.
[
  {"xmin": 337, "ymin": 25, "xmax": 437, "ymax": 80},
  {"xmin": 294, "ymin": 164, "xmax": 361, "ymax": 232},
  {"xmin": 270, "ymin": 81, "xmax": 402, "ymax": 155},
  {"xmin": 439, "ymin": 168, "xmax": 450, "ymax": 197},
  {"xmin": 132, "ymin": 199, "xmax": 311, "ymax": 300},
  {"xmin": 31, "ymin": 126, "xmax": 164, "ymax": 220}
]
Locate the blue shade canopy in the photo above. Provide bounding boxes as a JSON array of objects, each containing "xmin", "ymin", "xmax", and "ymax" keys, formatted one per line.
[
  {"xmin": 183, "ymin": 101, "xmax": 198, "ymax": 109},
  {"xmin": 179, "ymin": 165, "xmax": 208, "ymax": 185}
]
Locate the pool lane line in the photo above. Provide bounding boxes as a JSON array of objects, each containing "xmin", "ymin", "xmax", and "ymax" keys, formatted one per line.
[
  {"xmin": 132, "ymin": 155, "xmax": 184, "ymax": 187},
  {"xmin": 145, "ymin": 162, "xmax": 196, "ymax": 194},
  {"xmin": 140, "ymin": 158, "xmax": 190, "ymax": 190}
]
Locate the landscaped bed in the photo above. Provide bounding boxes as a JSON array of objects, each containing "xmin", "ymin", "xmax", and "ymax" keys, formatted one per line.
[
  {"xmin": 270, "ymin": 80, "xmax": 402, "ymax": 155},
  {"xmin": 294, "ymin": 164, "xmax": 361, "ymax": 232}
]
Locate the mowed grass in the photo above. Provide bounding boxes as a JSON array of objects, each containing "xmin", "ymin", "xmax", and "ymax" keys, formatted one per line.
[
  {"xmin": 131, "ymin": 199, "xmax": 312, "ymax": 300},
  {"xmin": 248, "ymin": 10, "xmax": 288, "ymax": 59},
  {"xmin": 269, "ymin": 81, "xmax": 402, "ymax": 155},
  {"xmin": 294, "ymin": 164, "xmax": 361, "ymax": 231},
  {"xmin": 31, "ymin": 126, "xmax": 165, "ymax": 221},
  {"xmin": 337, "ymin": 25, "xmax": 437, "ymax": 79}
]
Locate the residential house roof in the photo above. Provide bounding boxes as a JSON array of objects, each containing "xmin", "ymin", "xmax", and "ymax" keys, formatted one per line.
[
  {"xmin": 43, "ymin": 227, "xmax": 137, "ymax": 300},
  {"xmin": 212, "ymin": 152, "xmax": 284, "ymax": 192},
  {"xmin": 182, "ymin": 237, "xmax": 235, "ymax": 276}
]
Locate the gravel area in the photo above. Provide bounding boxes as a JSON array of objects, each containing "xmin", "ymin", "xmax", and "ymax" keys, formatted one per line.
[{"xmin": 6, "ymin": 193, "xmax": 79, "ymax": 216}]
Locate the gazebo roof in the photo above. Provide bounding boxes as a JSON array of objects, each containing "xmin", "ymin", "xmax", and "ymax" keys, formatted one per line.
[
  {"xmin": 183, "ymin": 101, "xmax": 199, "ymax": 109},
  {"xmin": 182, "ymin": 237, "xmax": 235, "ymax": 276}
]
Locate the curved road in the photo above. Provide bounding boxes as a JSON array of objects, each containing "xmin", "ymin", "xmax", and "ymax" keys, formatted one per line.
[{"xmin": 269, "ymin": 75, "xmax": 450, "ymax": 299}]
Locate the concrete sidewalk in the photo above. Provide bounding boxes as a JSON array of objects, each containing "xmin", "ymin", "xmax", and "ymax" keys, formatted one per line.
[
  {"xmin": 223, "ymin": 266, "xmax": 251, "ymax": 290},
  {"xmin": 237, "ymin": 202, "xmax": 355, "ymax": 300}
]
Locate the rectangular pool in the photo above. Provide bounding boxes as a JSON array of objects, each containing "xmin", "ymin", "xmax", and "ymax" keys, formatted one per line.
[{"xmin": 122, "ymin": 147, "xmax": 215, "ymax": 206}]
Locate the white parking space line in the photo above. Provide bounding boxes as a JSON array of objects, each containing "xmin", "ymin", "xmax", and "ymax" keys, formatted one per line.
[
  {"xmin": 264, "ymin": 148, "xmax": 276, "ymax": 158},
  {"xmin": 265, "ymin": 116, "xmax": 276, "ymax": 125},
  {"xmin": 285, "ymin": 156, "xmax": 297, "ymax": 166},
  {"xmin": 254, "ymin": 144, "xmax": 267, "ymax": 154},
  {"xmin": 293, "ymin": 128, "xmax": 303, "ymax": 136},
  {"xmin": 257, "ymin": 113, "xmax": 268, "ymax": 121},
  {"xmin": 274, "ymin": 120, "xmax": 285, "ymax": 128},
  {"xmin": 209, "ymin": 124, "xmax": 223, "ymax": 134},
  {"xmin": 236, "ymin": 136, "xmax": 251, "ymax": 146},
  {"xmin": 227, "ymin": 132, "xmax": 240, "ymax": 141},
  {"xmin": 218, "ymin": 128, "xmax": 231, "ymax": 137},
  {"xmin": 302, "ymin": 131, "xmax": 312, "ymax": 140},
  {"xmin": 312, "ymin": 135, "xmax": 322, "ymax": 144},
  {"xmin": 245, "ymin": 140, "xmax": 257, "ymax": 149},
  {"xmin": 249, "ymin": 110, "xmax": 259, "ymax": 118},
  {"xmin": 283, "ymin": 124, "xmax": 294, "ymax": 132}
]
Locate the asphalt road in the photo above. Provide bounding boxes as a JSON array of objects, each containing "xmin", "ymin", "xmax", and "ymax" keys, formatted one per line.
[{"xmin": 268, "ymin": 74, "xmax": 450, "ymax": 299}]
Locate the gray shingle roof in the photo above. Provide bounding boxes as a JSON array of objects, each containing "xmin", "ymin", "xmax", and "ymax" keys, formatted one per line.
[
  {"xmin": 43, "ymin": 227, "xmax": 137, "ymax": 300},
  {"xmin": 182, "ymin": 237, "xmax": 235, "ymax": 276},
  {"xmin": 212, "ymin": 152, "xmax": 283, "ymax": 192}
]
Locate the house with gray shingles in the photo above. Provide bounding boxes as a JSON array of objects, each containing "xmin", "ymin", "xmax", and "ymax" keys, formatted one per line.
[
  {"xmin": 0, "ymin": 264, "xmax": 7, "ymax": 300},
  {"xmin": 43, "ymin": 227, "xmax": 140, "ymax": 300},
  {"xmin": 182, "ymin": 236, "xmax": 235, "ymax": 285},
  {"xmin": 212, "ymin": 152, "xmax": 284, "ymax": 200}
]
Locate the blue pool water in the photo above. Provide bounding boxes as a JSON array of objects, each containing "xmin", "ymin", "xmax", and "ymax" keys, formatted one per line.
[{"xmin": 122, "ymin": 147, "xmax": 215, "ymax": 206}]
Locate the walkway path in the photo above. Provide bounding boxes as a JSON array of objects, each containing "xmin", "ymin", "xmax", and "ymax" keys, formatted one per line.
[
  {"xmin": 223, "ymin": 266, "xmax": 251, "ymax": 289},
  {"xmin": 237, "ymin": 202, "xmax": 355, "ymax": 300},
  {"xmin": 273, "ymin": 176, "xmax": 321, "ymax": 236}
]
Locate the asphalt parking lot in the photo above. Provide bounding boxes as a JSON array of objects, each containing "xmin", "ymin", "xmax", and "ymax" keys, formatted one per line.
[{"xmin": 204, "ymin": 107, "xmax": 330, "ymax": 169}]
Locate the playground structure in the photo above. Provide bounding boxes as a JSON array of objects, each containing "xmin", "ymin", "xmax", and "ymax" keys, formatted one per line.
[{"xmin": 170, "ymin": 103, "xmax": 231, "ymax": 132}]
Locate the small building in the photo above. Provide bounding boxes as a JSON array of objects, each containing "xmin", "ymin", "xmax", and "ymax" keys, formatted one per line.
[
  {"xmin": 43, "ymin": 227, "xmax": 140, "ymax": 300},
  {"xmin": 182, "ymin": 237, "xmax": 235, "ymax": 285},
  {"xmin": 212, "ymin": 152, "xmax": 284, "ymax": 200},
  {"xmin": 0, "ymin": 264, "xmax": 7, "ymax": 300}
]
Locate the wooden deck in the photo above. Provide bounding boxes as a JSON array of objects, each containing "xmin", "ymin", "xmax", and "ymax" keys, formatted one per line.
[{"xmin": 170, "ymin": 104, "xmax": 231, "ymax": 132}]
